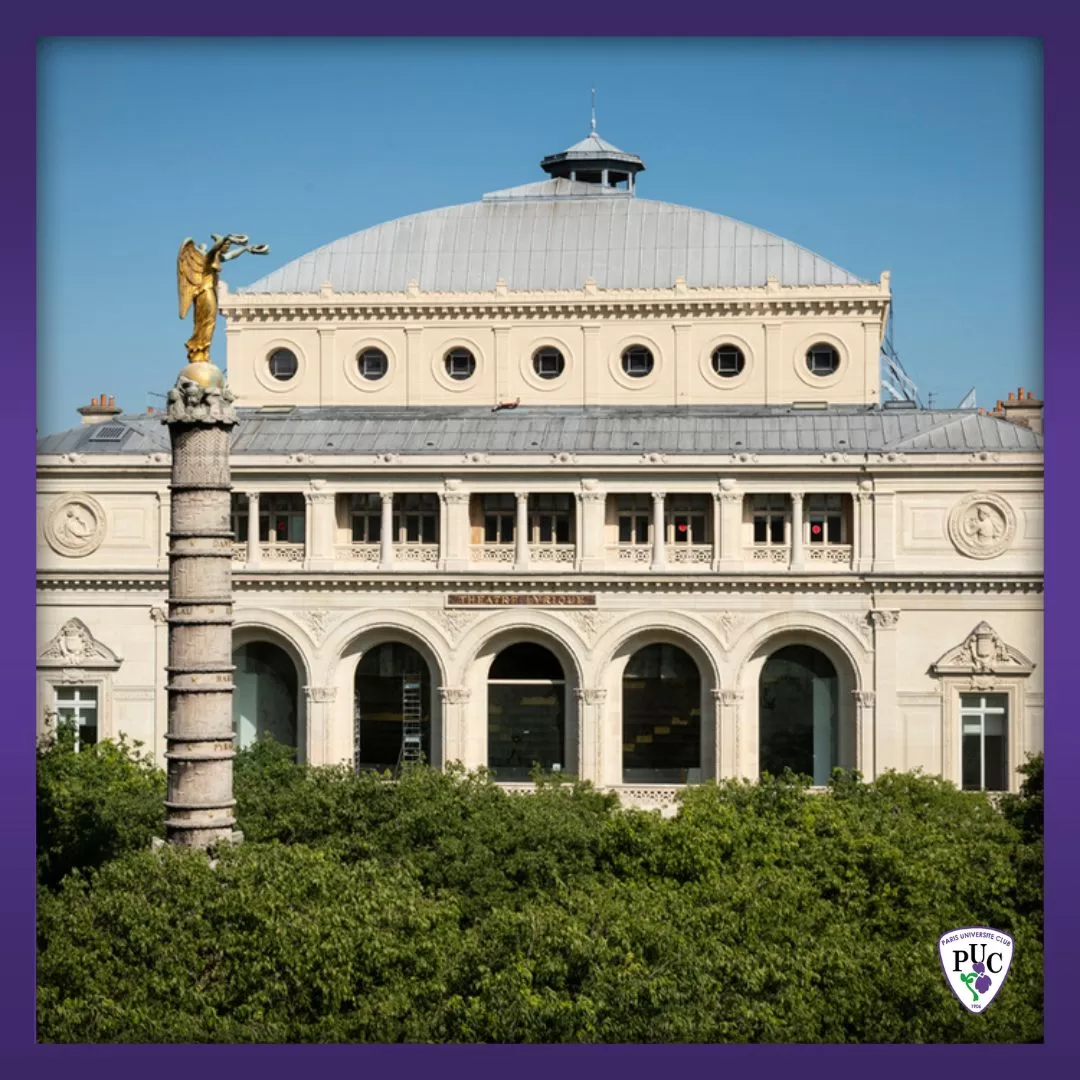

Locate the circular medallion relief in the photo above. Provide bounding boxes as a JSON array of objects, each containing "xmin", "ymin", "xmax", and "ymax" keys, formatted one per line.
[
  {"xmin": 947, "ymin": 493, "xmax": 1016, "ymax": 559},
  {"xmin": 45, "ymin": 494, "xmax": 106, "ymax": 557}
]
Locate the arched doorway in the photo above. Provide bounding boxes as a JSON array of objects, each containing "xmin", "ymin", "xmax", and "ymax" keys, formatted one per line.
[
  {"xmin": 233, "ymin": 641, "xmax": 299, "ymax": 750},
  {"xmin": 354, "ymin": 642, "xmax": 432, "ymax": 773},
  {"xmin": 759, "ymin": 644, "xmax": 839, "ymax": 784},
  {"xmin": 487, "ymin": 642, "xmax": 566, "ymax": 781},
  {"xmin": 622, "ymin": 643, "xmax": 702, "ymax": 784}
]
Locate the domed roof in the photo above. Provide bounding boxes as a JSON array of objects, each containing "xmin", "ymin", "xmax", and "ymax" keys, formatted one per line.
[{"xmin": 239, "ymin": 137, "xmax": 866, "ymax": 295}]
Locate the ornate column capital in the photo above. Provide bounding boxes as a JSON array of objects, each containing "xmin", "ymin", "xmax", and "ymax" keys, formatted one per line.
[
  {"xmin": 869, "ymin": 609, "xmax": 901, "ymax": 629},
  {"xmin": 439, "ymin": 686, "xmax": 472, "ymax": 705},
  {"xmin": 573, "ymin": 687, "xmax": 608, "ymax": 705},
  {"xmin": 714, "ymin": 689, "xmax": 744, "ymax": 705}
]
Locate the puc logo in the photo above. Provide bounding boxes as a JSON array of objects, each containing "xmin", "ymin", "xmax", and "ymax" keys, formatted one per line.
[{"xmin": 938, "ymin": 927, "xmax": 1014, "ymax": 1013}]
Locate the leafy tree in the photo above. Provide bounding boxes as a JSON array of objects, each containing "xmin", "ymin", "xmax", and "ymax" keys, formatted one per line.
[{"xmin": 36, "ymin": 722, "xmax": 165, "ymax": 890}]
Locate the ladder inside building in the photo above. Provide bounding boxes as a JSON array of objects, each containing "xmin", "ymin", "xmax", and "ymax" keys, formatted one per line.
[{"xmin": 398, "ymin": 677, "xmax": 423, "ymax": 771}]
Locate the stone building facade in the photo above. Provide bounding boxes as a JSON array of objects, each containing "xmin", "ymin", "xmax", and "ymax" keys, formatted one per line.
[{"xmin": 36, "ymin": 129, "xmax": 1043, "ymax": 807}]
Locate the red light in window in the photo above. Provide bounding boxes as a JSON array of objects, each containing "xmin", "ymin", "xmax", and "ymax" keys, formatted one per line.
[
  {"xmin": 812, "ymin": 524, "xmax": 822, "ymax": 535},
  {"xmin": 678, "ymin": 523, "xmax": 688, "ymax": 533}
]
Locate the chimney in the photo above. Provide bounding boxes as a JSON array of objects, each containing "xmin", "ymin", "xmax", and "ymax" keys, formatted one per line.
[
  {"xmin": 77, "ymin": 394, "xmax": 122, "ymax": 426},
  {"xmin": 988, "ymin": 386, "xmax": 1043, "ymax": 435}
]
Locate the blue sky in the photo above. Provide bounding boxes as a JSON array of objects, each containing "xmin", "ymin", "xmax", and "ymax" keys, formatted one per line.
[{"xmin": 37, "ymin": 37, "xmax": 1041, "ymax": 434}]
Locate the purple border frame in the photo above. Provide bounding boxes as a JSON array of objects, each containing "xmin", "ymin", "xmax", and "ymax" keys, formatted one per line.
[{"xmin": 6, "ymin": 7, "xmax": 1075, "ymax": 1074}]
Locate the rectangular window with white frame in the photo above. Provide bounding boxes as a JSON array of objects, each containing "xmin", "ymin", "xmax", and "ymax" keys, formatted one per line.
[
  {"xmin": 617, "ymin": 495, "xmax": 651, "ymax": 546},
  {"xmin": 349, "ymin": 493, "xmax": 382, "ymax": 543},
  {"xmin": 393, "ymin": 493, "xmax": 439, "ymax": 544},
  {"xmin": 960, "ymin": 693, "xmax": 1008, "ymax": 791},
  {"xmin": 751, "ymin": 494, "xmax": 788, "ymax": 545},
  {"xmin": 53, "ymin": 685, "xmax": 98, "ymax": 751},
  {"xmin": 807, "ymin": 493, "xmax": 845, "ymax": 544}
]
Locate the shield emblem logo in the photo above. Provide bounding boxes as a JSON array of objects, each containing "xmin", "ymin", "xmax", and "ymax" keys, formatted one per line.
[{"xmin": 938, "ymin": 927, "xmax": 1014, "ymax": 1013}]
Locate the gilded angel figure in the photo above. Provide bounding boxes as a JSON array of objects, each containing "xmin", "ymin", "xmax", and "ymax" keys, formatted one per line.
[{"xmin": 177, "ymin": 234, "xmax": 268, "ymax": 364}]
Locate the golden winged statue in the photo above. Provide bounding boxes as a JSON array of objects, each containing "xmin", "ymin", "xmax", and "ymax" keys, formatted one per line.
[{"xmin": 177, "ymin": 234, "xmax": 268, "ymax": 364}]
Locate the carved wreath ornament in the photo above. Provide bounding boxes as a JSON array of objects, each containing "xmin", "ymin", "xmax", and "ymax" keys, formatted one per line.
[
  {"xmin": 44, "ymin": 494, "xmax": 106, "ymax": 557},
  {"xmin": 947, "ymin": 493, "xmax": 1016, "ymax": 560}
]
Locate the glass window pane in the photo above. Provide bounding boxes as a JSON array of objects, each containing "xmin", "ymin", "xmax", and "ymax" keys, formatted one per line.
[
  {"xmin": 770, "ymin": 517, "xmax": 785, "ymax": 544},
  {"xmin": 984, "ymin": 733, "xmax": 1008, "ymax": 791},
  {"xmin": 961, "ymin": 731, "xmax": 982, "ymax": 790},
  {"xmin": 753, "ymin": 519, "xmax": 767, "ymax": 544}
]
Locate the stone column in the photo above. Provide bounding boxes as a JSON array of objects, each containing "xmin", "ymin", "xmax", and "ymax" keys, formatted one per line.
[
  {"xmin": 306, "ymin": 483, "xmax": 336, "ymax": 570},
  {"xmin": 851, "ymin": 690, "xmax": 876, "ymax": 779},
  {"xmin": 514, "ymin": 491, "xmax": 530, "ymax": 572},
  {"xmin": 581, "ymin": 325, "xmax": 601, "ymax": 405},
  {"xmin": 710, "ymin": 491, "xmax": 722, "ymax": 570},
  {"xmin": 574, "ymin": 687, "xmax": 607, "ymax": 784},
  {"xmin": 163, "ymin": 373, "xmax": 240, "ymax": 849},
  {"xmin": 855, "ymin": 480, "xmax": 874, "ymax": 573},
  {"xmin": 579, "ymin": 481, "xmax": 606, "ymax": 572},
  {"xmin": 873, "ymin": 490, "xmax": 896, "ymax": 572},
  {"xmin": 303, "ymin": 685, "xmax": 337, "ymax": 767},
  {"xmin": 870, "ymin": 610, "xmax": 901, "ymax": 775},
  {"xmin": 651, "ymin": 492, "xmax": 667, "ymax": 571},
  {"xmin": 442, "ymin": 483, "xmax": 470, "ymax": 571},
  {"xmin": 717, "ymin": 479, "xmax": 742, "ymax": 567},
  {"xmin": 711, "ymin": 689, "xmax": 742, "ymax": 780},
  {"xmin": 245, "ymin": 491, "xmax": 261, "ymax": 569},
  {"xmin": 789, "ymin": 489, "xmax": 805, "ymax": 570},
  {"xmin": 379, "ymin": 490, "xmax": 395, "ymax": 571},
  {"xmin": 673, "ymin": 322, "xmax": 692, "ymax": 406},
  {"xmin": 439, "ymin": 686, "xmax": 472, "ymax": 767}
]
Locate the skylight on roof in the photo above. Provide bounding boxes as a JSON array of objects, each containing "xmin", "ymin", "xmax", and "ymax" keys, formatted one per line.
[{"xmin": 88, "ymin": 423, "xmax": 130, "ymax": 442}]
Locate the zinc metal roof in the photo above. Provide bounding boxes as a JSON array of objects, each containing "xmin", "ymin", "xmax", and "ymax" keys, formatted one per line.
[
  {"xmin": 238, "ymin": 183, "xmax": 866, "ymax": 295},
  {"xmin": 37, "ymin": 406, "xmax": 1042, "ymax": 458}
]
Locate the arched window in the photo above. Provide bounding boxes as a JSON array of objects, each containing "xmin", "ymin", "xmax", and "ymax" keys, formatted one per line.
[
  {"xmin": 233, "ymin": 641, "xmax": 298, "ymax": 750},
  {"xmin": 622, "ymin": 644, "xmax": 701, "ymax": 783},
  {"xmin": 354, "ymin": 642, "xmax": 431, "ymax": 773},
  {"xmin": 487, "ymin": 642, "xmax": 565, "ymax": 780},
  {"xmin": 759, "ymin": 644, "xmax": 838, "ymax": 784}
]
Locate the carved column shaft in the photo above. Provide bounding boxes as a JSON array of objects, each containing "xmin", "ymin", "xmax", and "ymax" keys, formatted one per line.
[
  {"xmin": 514, "ymin": 491, "xmax": 530, "ymax": 571},
  {"xmin": 718, "ymin": 485, "xmax": 741, "ymax": 565},
  {"xmin": 790, "ymin": 490, "xmax": 805, "ymax": 569},
  {"xmin": 574, "ymin": 687, "xmax": 607, "ymax": 784},
  {"xmin": 246, "ymin": 491, "xmax": 260, "ymax": 568},
  {"xmin": 379, "ymin": 491, "xmax": 395, "ymax": 570},
  {"xmin": 579, "ymin": 486, "xmax": 606, "ymax": 572},
  {"xmin": 164, "ymin": 388, "xmax": 239, "ymax": 849},
  {"xmin": 651, "ymin": 492, "xmax": 667, "ymax": 570},
  {"xmin": 870, "ymin": 610, "xmax": 901, "ymax": 775},
  {"xmin": 307, "ymin": 489, "xmax": 336, "ymax": 569},
  {"xmin": 443, "ymin": 487, "xmax": 470, "ymax": 571}
]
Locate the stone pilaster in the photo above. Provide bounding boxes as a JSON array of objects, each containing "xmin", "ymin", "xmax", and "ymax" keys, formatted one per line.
[
  {"xmin": 379, "ymin": 490, "xmax": 395, "ymax": 571},
  {"xmin": 245, "ymin": 491, "xmax": 260, "ymax": 568},
  {"xmin": 439, "ymin": 685, "xmax": 472, "ymax": 766},
  {"xmin": 716, "ymin": 689, "xmax": 744, "ymax": 780},
  {"xmin": 573, "ymin": 687, "xmax": 607, "ymax": 784},
  {"xmin": 717, "ymin": 480, "xmax": 742, "ymax": 566},
  {"xmin": 851, "ymin": 690, "xmax": 877, "ymax": 779},
  {"xmin": 304, "ymin": 684, "xmax": 337, "ymax": 767},
  {"xmin": 790, "ymin": 489, "xmax": 805, "ymax": 570},
  {"xmin": 673, "ymin": 323, "xmax": 692, "ymax": 405},
  {"xmin": 306, "ymin": 483, "xmax": 336, "ymax": 570},
  {"xmin": 855, "ymin": 480, "xmax": 873, "ymax": 573},
  {"xmin": 870, "ymin": 610, "xmax": 901, "ymax": 774},
  {"xmin": 442, "ymin": 482, "xmax": 470, "ymax": 572},
  {"xmin": 514, "ymin": 491, "xmax": 530, "ymax": 572},
  {"xmin": 651, "ymin": 491, "xmax": 666, "ymax": 571},
  {"xmin": 163, "ymin": 375, "xmax": 240, "ymax": 849},
  {"xmin": 579, "ymin": 481, "xmax": 606, "ymax": 572}
]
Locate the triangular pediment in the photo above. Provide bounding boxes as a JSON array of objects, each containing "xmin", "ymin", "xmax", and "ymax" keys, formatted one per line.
[
  {"xmin": 931, "ymin": 622, "xmax": 1034, "ymax": 677},
  {"xmin": 38, "ymin": 618, "xmax": 122, "ymax": 670}
]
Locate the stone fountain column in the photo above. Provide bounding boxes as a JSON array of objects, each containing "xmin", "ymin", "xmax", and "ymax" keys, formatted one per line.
[{"xmin": 163, "ymin": 368, "xmax": 241, "ymax": 849}]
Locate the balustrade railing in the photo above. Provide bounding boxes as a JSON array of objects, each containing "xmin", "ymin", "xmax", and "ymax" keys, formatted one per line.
[
  {"xmin": 470, "ymin": 544, "xmax": 515, "ymax": 564},
  {"xmin": 666, "ymin": 543, "xmax": 712, "ymax": 565},
  {"xmin": 393, "ymin": 543, "xmax": 440, "ymax": 564},
  {"xmin": 335, "ymin": 543, "xmax": 380, "ymax": 563},
  {"xmin": 607, "ymin": 544, "xmax": 651, "ymax": 565},
  {"xmin": 805, "ymin": 544, "xmax": 853, "ymax": 567},
  {"xmin": 528, "ymin": 544, "xmax": 576, "ymax": 565},
  {"xmin": 748, "ymin": 546, "xmax": 791, "ymax": 564}
]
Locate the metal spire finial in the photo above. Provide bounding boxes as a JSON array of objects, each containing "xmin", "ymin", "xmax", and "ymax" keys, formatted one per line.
[{"xmin": 590, "ymin": 87, "xmax": 596, "ymax": 134}]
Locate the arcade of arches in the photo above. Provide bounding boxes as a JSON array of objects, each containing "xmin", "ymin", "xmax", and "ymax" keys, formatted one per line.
[{"xmin": 231, "ymin": 629, "xmax": 862, "ymax": 786}]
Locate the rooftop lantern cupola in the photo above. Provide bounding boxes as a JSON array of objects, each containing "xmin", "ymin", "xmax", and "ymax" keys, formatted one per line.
[{"xmin": 539, "ymin": 102, "xmax": 645, "ymax": 192}]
